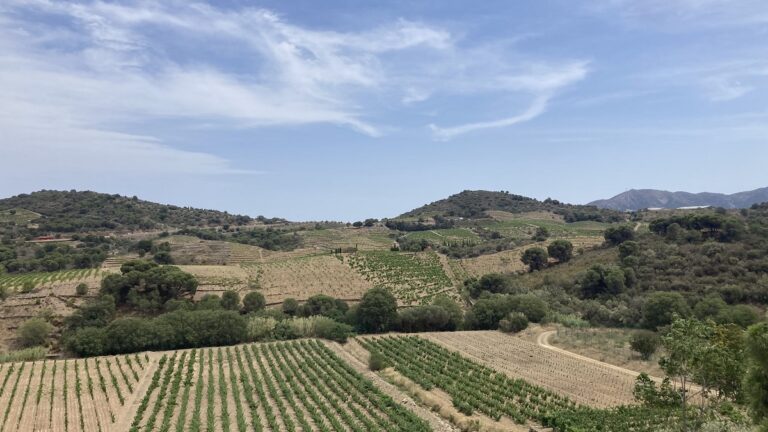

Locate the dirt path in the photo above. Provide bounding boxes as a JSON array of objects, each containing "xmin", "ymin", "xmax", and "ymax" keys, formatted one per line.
[
  {"xmin": 537, "ymin": 330, "xmax": 653, "ymax": 379},
  {"xmin": 326, "ymin": 340, "xmax": 459, "ymax": 432}
]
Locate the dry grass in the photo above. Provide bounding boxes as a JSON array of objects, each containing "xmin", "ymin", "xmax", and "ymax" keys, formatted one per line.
[{"xmin": 548, "ymin": 327, "xmax": 665, "ymax": 377}]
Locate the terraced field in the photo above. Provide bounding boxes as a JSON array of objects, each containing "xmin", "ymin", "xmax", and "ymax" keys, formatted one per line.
[
  {"xmin": 0, "ymin": 269, "xmax": 107, "ymax": 293},
  {"xmin": 243, "ymin": 255, "xmax": 374, "ymax": 305},
  {"xmin": 348, "ymin": 251, "xmax": 456, "ymax": 305},
  {"xmin": 454, "ymin": 237, "xmax": 604, "ymax": 278},
  {"xmin": 0, "ymin": 341, "xmax": 431, "ymax": 432},
  {"xmin": 361, "ymin": 335, "xmax": 677, "ymax": 432},
  {"xmin": 298, "ymin": 227, "xmax": 393, "ymax": 251}
]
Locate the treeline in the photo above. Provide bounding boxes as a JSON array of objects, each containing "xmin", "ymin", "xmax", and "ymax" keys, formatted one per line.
[
  {"xmin": 178, "ymin": 226, "xmax": 302, "ymax": 251},
  {"xmin": 0, "ymin": 190, "xmax": 253, "ymax": 233},
  {"xmin": 0, "ymin": 235, "xmax": 113, "ymax": 274},
  {"xmin": 384, "ymin": 215, "xmax": 455, "ymax": 232}
]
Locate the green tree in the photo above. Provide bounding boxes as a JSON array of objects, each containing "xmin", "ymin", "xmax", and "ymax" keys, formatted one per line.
[
  {"xmin": 629, "ymin": 330, "xmax": 659, "ymax": 360},
  {"xmin": 604, "ymin": 225, "xmax": 634, "ymax": 245},
  {"xmin": 17, "ymin": 318, "xmax": 52, "ymax": 348},
  {"xmin": 356, "ymin": 287, "xmax": 398, "ymax": 333},
  {"xmin": 521, "ymin": 247, "xmax": 548, "ymax": 272},
  {"xmin": 579, "ymin": 265, "xmax": 627, "ymax": 298},
  {"xmin": 75, "ymin": 283, "xmax": 89, "ymax": 296},
  {"xmin": 499, "ymin": 312, "xmax": 528, "ymax": 333},
  {"xmin": 643, "ymin": 292, "xmax": 691, "ymax": 330},
  {"xmin": 281, "ymin": 298, "xmax": 299, "ymax": 316},
  {"xmin": 745, "ymin": 322, "xmax": 768, "ymax": 429},
  {"xmin": 221, "ymin": 290, "xmax": 240, "ymax": 311},
  {"xmin": 547, "ymin": 240, "xmax": 573, "ymax": 263},
  {"xmin": 242, "ymin": 291, "xmax": 266, "ymax": 314},
  {"xmin": 533, "ymin": 226, "xmax": 549, "ymax": 241}
]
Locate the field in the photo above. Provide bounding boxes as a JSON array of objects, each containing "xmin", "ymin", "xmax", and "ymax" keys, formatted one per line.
[
  {"xmin": 298, "ymin": 227, "xmax": 393, "ymax": 251},
  {"xmin": 243, "ymin": 255, "xmax": 374, "ymax": 304},
  {"xmin": 348, "ymin": 251, "xmax": 456, "ymax": 305},
  {"xmin": 361, "ymin": 334, "xmax": 676, "ymax": 432},
  {"xmin": 0, "ymin": 208, "xmax": 40, "ymax": 225},
  {"xmin": 404, "ymin": 228, "xmax": 480, "ymax": 244},
  {"xmin": 0, "ymin": 269, "xmax": 106, "ymax": 292},
  {"xmin": 422, "ymin": 331, "xmax": 638, "ymax": 407},
  {"xmin": 453, "ymin": 237, "xmax": 604, "ymax": 278},
  {"xmin": 547, "ymin": 327, "xmax": 665, "ymax": 377},
  {"xmin": 0, "ymin": 353, "xmax": 151, "ymax": 432},
  {"xmin": 472, "ymin": 217, "xmax": 610, "ymax": 240},
  {"xmin": 0, "ymin": 340, "xmax": 432, "ymax": 432}
]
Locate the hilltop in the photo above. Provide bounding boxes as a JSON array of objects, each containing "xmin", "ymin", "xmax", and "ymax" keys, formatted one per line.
[
  {"xmin": 589, "ymin": 186, "xmax": 768, "ymax": 211},
  {"xmin": 400, "ymin": 190, "xmax": 625, "ymax": 222},
  {"xmin": 0, "ymin": 190, "xmax": 258, "ymax": 233}
]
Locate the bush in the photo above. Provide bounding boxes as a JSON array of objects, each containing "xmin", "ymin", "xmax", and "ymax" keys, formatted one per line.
[
  {"xmin": 247, "ymin": 317, "xmax": 278, "ymax": 341},
  {"xmin": 548, "ymin": 240, "xmax": 574, "ymax": 263},
  {"xmin": 75, "ymin": 283, "xmax": 89, "ymax": 296},
  {"xmin": 282, "ymin": 298, "xmax": 299, "ymax": 316},
  {"xmin": 398, "ymin": 305, "xmax": 454, "ymax": 333},
  {"xmin": 604, "ymin": 225, "xmax": 634, "ymax": 245},
  {"xmin": 521, "ymin": 247, "xmax": 548, "ymax": 271},
  {"xmin": 0, "ymin": 346, "xmax": 49, "ymax": 363},
  {"xmin": 356, "ymin": 287, "xmax": 398, "ymax": 333},
  {"xmin": 642, "ymin": 292, "xmax": 691, "ymax": 330},
  {"xmin": 243, "ymin": 291, "xmax": 266, "ymax": 314},
  {"xmin": 21, "ymin": 281, "xmax": 35, "ymax": 293},
  {"xmin": 499, "ymin": 312, "xmax": 528, "ymax": 333},
  {"xmin": 368, "ymin": 351, "xmax": 389, "ymax": 371},
  {"xmin": 629, "ymin": 330, "xmax": 659, "ymax": 360},
  {"xmin": 65, "ymin": 327, "xmax": 107, "ymax": 357},
  {"xmin": 221, "ymin": 290, "xmax": 240, "ymax": 311},
  {"xmin": 17, "ymin": 318, "xmax": 52, "ymax": 348}
]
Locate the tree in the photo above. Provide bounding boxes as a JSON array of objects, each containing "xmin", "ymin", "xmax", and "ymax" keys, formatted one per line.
[
  {"xmin": 604, "ymin": 225, "xmax": 634, "ymax": 245},
  {"xmin": 643, "ymin": 292, "xmax": 691, "ymax": 330},
  {"xmin": 352, "ymin": 221, "xmax": 363, "ymax": 228},
  {"xmin": 153, "ymin": 251, "xmax": 172, "ymax": 264},
  {"xmin": 533, "ymin": 226, "xmax": 549, "ymax": 241},
  {"xmin": 243, "ymin": 291, "xmax": 266, "ymax": 314},
  {"xmin": 300, "ymin": 295, "xmax": 348, "ymax": 321},
  {"xmin": 744, "ymin": 322, "xmax": 768, "ymax": 429},
  {"xmin": 221, "ymin": 290, "xmax": 240, "ymax": 311},
  {"xmin": 521, "ymin": 247, "xmax": 548, "ymax": 271},
  {"xmin": 579, "ymin": 265, "xmax": 627, "ymax": 298},
  {"xmin": 630, "ymin": 330, "xmax": 659, "ymax": 360},
  {"xmin": 356, "ymin": 287, "xmax": 398, "ymax": 333},
  {"xmin": 547, "ymin": 240, "xmax": 573, "ymax": 263},
  {"xmin": 75, "ymin": 283, "xmax": 89, "ymax": 296},
  {"xmin": 17, "ymin": 318, "xmax": 52, "ymax": 348},
  {"xmin": 465, "ymin": 273, "xmax": 511, "ymax": 298},
  {"xmin": 499, "ymin": 312, "xmax": 528, "ymax": 333},
  {"xmin": 281, "ymin": 298, "xmax": 299, "ymax": 316}
]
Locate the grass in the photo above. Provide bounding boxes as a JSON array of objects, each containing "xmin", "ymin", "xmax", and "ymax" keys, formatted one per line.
[
  {"xmin": 473, "ymin": 218, "xmax": 610, "ymax": 239},
  {"xmin": 0, "ymin": 208, "xmax": 40, "ymax": 225}
]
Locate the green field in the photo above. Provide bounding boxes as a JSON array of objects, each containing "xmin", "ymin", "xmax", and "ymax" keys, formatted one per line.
[
  {"xmin": 473, "ymin": 218, "xmax": 609, "ymax": 239},
  {"xmin": 405, "ymin": 228, "xmax": 480, "ymax": 243},
  {"xmin": 0, "ymin": 268, "xmax": 104, "ymax": 291},
  {"xmin": 348, "ymin": 251, "xmax": 454, "ymax": 304},
  {"xmin": 0, "ymin": 208, "xmax": 40, "ymax": 225}
]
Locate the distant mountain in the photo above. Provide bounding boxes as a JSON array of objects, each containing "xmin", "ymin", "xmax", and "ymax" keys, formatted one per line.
[
  {"xmin": 0, "ymin": 190, "xmax": 254, "ymax": 233},
  {"xmin": 589, "ymin": 187, "xmax": 768, "ymax": 211},
  {"xmin": 400, "ymin": 190, "xmax": 625, "ymax": 222}
]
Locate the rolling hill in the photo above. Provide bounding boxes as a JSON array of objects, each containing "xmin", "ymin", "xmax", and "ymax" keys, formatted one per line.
[
  {"xmin": 589, "ymin": 187, "xmax": 768, "ymax": 211},
  {"xmin": 400, "ymin": 190, "xmax": 625, "ymax": 222}
]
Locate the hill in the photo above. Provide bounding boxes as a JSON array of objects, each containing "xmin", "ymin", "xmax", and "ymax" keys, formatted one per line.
[
  {"xmin": 0, "ymin": 190, "xmax": 256, "ymax": 233},
  {"xmin": 400, "ymin": 190, "xmax": 624, "ymax": 222},
  {"xmin": 589, "ymin": 187, "xmax": 768, "ymax": 211}
]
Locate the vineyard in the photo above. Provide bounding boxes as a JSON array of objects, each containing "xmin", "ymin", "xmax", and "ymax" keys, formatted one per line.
[
  {"xmin": 243, "ymin": 255, "xmax": 374, "ymax": 304},
  {"xmin": 0, "ymin": 353, "xmax": 150, "ymax": 432},
  {"xmin": 130, "ymin": 340, "xmax": 430, "ymax": 432},
  {"xmin": 347, "ymin": 251, "xmax": 455, "ymax": 305},
  {"xmin": 423, "ymin": 331, "xmax": 638, "ymax": 407},
  {"xmin": 0, "ymin": 268, "xmax": 106, "ymax": 292},
  {"xmin": 360, "ymin": 336, "xmax": 678, "ymax": 432},
  {"xmin": 298, "ymin": 227, "xmax": 393, "ymax": 251}
]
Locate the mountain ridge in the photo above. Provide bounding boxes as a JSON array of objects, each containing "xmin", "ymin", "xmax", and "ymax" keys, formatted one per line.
[{"xmin": 589, "ymin": 187, "xmax": 768, "ymax": 211}]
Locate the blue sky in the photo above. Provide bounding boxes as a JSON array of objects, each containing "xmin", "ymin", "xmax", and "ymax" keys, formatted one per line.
[{"xmin": 1, "ymin": 0, "xmax": 767, "ymax": 221}]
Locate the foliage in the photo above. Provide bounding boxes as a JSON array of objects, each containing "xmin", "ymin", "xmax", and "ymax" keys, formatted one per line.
[
  {"xmin": 578, "ymin": 264, "xmax": 629, "ymax": 298},
  {"xmin": 465, "ymin": 293, "xmax": 548, "ymax": 329},
  {"xmin": 548, "ymin": 240, "xmax": 574, "ymax": 263},
  {"xmin": 643, "ymin": 292, "xmax": 691, "ymax": 330},
  {"xmin": 242, "ymin": 291, "xmax": 266, "ymax": 314},
  {"xmin": 281, "ymin": 297, "xmax": 299, "ymax": 316},
  {"xmin": 744, "ymin": 322, "xmax": 768, "ymax": 428},
  {"xmin": 604, "ymin": 225, "xmax": 635, "ymax": 245},
  {"xmin": 0, "ymin": 346, "xmax": 48, "ymax": 363},
  {"xmin": 75, "ymin": 282, "xmax": 88, "ymax": 296},
  {"xmin": 17, "ymin": 318, "xmax": 52, "ymax": 348},
  {"xmin": 100, "ymin": 260, "xmax": 198, "ymax": 311},
  {"xmin": 398, "ymin": 304, "xmax": 456, "ymax": 333},
  {"xmin": 356, "ymin": 287, "xmax": 398, "ymax": 333},
  {"xmin": 629, "ymin": 330, "xmax": 659, "ymax": 360},
  {"xmin": 499, "ymin": 312, "xmax": 528, "ymax": 333},
  {"xmin": 220, "ymin": 290, "xmax": 240, "ymax": 311},
  {"xmin": 298, "ymin": 294, "xmax": 349, "ymax": 321},
  {"xmin": 521, "ymin": 247, "xmax": 548, "ymax": 271},
  {"xmin": 178, "ymin": 226, "xmax": 302, "ymax": 251},
  {"xmin": 533, "ymin": 226, "xmax": 550, "ymax": 241},
  {"xmin": 368, "ymin": 351, "xmax": 389, "ymax": 371}
]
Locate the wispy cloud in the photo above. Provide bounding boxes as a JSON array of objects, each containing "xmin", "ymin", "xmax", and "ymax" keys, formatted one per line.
[
  {"xmin": 428, "ymin": 62, "xmax": 589, "ymax": 140},
  {"xmin": 588, "ymin": 0, "xmax": 768, "ymax": 29}
]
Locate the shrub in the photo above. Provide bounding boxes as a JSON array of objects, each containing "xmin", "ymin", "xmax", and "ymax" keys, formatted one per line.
[
  {"xmin": 0, "ymin": 346, "xmax": 49, "ymax": 363},
  {"xmin": 398, "ymin": 305, "xmax": 454, "ymax": 333},
  {"xmin": 21, "ymin": 281, "xmax": 35, "ymax": 293},
  {"xmin": 521, "ymin": 247, "xmax": 548, "ymax": 271},
  {"xmin": 356, "ymin": 287, "xmax": 398, "ymax": 333},
  {"xmin": 368, "ymin": 351, "xmax": 389, "ymax": 371},
  {"xmin": 247, "ymin": 317, "xmax": 278, "ymax": 341},
  {"xmin": 604, "ymin": 225, "xmax": 634, "ymax": 245},
  {"xmin": 75, "ymin": 283, "xmax": 89, "ymax": 296},
  {"xmin": 65, "ymin": 327, "xmax": 107, "ymax": 357},
  {"xmin": 17, "ymin": 318, "xmax": 52, "ymax": 348},
  {"xmin": 548, "ymin": 240, "xmax": 574, "ymax": 263},
  {"xmin": 281, "ymin": 298, "xmax": 299, "ymax": 316},
  {"xmin": 630, "ymin": 330, "xmax": 659, "ymax": 360},
  {"xmin": 642, "ymin": 292, "xmax": 691, "ymax": 330},
  {"xmin": 499, "ymin": 312, "xmax": 528, "ymax": 333},
  {"xmin": 221, "ymin": 290, "xmax": 240, "ymax": 311},
  {"xmin": 242, "ymin": 291, "xmax": 266, "ymax": 314}
]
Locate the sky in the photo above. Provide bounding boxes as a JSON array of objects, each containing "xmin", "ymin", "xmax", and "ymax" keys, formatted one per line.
[{"xmin": 1, "ymin": 0, "xmax": 768, "ymax": 221}]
